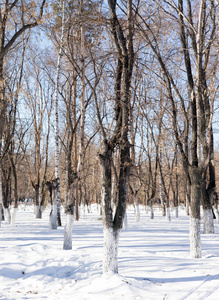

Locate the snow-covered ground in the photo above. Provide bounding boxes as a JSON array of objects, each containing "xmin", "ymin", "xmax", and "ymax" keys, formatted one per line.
[{"xmin": 1, "ymin": 204, "xmax": 219, "ymax": 300}]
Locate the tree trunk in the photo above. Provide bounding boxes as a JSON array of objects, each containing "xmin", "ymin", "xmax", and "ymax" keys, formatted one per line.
[
  {"xmin": 50, "ymin": 204, "xmax": 57, "ymax": 230},
  {"xmin": 174, "ymin": 154, "xmax": 179, "ymax": 218},
  {"xmin": 202, "ymin": 131, "xmax": 215, "ymax": 234},
  {"xmin": 75, "ymin": 0, "xmax": 86, "ymax": 221},
  {"xmin": 36, "ymin": 189, "xmax": 42, "ymax": 219},
  {"xmin": 99, "ymin": 143, "xmax": 115, "ymax": 273},
  {"xmin": 72, "ymin": 74, "xmax": 79, "ymax": 221},
  {"xmin": 203, "ymin": 208, "xmax": 214, "ymax": 234},
  {"xmin": 63, "ymin": 197, "xmax": 74, "ymax": 250},
  {"xmin": 202, "ymin": 185, "xmax": 214, "ymax": 234},
  {"xmin": 99, "ymin": 142, "xmax": 129, "ymax": 274},
  {"xmin": 47, "ymin": 180, "xmax": 58, "ymax": 230},
  {"xmin": 0, "ymin": 58, "xmax": 6, "ymax": 160},
  {"xmin": 166, "ymin": 204, "xmax": 171, "ymax": 221},
  {"xmin": 160, "ymin": 175, "xmax": 166, "ymax": 217},
  {"xmin": 103, "ymin": 227, "xmax": 119, "ymax": 273},
  {"xmin": 34, "ymin": 185, "xmax": 42, "ymax": 219},
  {"xmin": 190, "ymin": 167, "xmax": 202, "ymax": 258},
  {"xmin": 213, "ymin": 192, "xmax": 219, "ymax": 222},
  {"xmin": 53, "ymin": 0, "xmax": 65, "ymax": 227},
  {"xmin": 150, "ymin": 198, "xmax": 154, "ymax": 219},
  {"xmin": 4, "ymin": 207, "xmax": 11, "ymax": 224}
]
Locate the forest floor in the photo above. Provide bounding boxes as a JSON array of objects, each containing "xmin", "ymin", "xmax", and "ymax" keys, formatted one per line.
[{"xmin": 0, "ymin": 204, "xmax": 219, "ymax": 300}]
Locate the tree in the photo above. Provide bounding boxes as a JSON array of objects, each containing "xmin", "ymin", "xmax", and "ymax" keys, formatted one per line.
[{"xmin": 96, "ymin": 0, "xmax": 135, "ymax": 273}]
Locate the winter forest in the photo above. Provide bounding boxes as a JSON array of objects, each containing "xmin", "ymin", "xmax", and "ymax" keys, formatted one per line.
[{"xmin": 1, "ymin": 0, "xmax": 219, "ymax": 299}]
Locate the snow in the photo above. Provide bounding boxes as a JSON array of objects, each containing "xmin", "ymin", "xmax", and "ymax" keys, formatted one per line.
[{"xmin": 1, "ymin": 204, "xmax": 219, "ymax": 300}]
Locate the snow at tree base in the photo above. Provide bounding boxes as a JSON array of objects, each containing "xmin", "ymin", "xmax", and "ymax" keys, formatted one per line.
[{"xmin": 1, "ymin": 204, "xmax": 219, "ymax": 300}]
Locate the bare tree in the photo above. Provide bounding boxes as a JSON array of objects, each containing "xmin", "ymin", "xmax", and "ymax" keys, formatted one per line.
[{"xmin": 95, "ymin": 0, "xmax": 135, "ymax": 273}]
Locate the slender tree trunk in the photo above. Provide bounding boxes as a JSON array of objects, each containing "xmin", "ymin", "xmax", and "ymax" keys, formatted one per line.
[
  {"xmin": 53, "ymin": 0, "xmax": 65, "ymax": 227},
  {"xmin": 0, "ymin": 56, "xmax": 5, "ymax": 228},
  {"xmin": 72, "ymin": 74, "xmax": 79, "ymax": 221},
  {"xmin": 63, "ymin": 82, "xmax": 75, "ymax": 248},
  {"xmin": 10, "ymin": 156, "xmax": 18, "ymax": 225},
  {"xmin": 0, "ymin": 58, "xmax": 6, "ymax": 158},
  {"xmin": 75, "ymin": 0, "xmax": 86, "ymax": 221},
  {"xmin": 203, "ymin": 208, "xmax": 214, "ymax": 234}
]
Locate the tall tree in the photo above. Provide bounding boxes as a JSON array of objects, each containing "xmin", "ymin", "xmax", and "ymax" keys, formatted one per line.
[{"xmin": 96, "ymin": 0, "xmax": 135, "ymax": 273}]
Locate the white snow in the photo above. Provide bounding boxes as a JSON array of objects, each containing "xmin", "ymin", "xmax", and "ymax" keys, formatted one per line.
[{"xmin": 1, "ymin": 204, "xmax": 219, "ymax": 299}]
